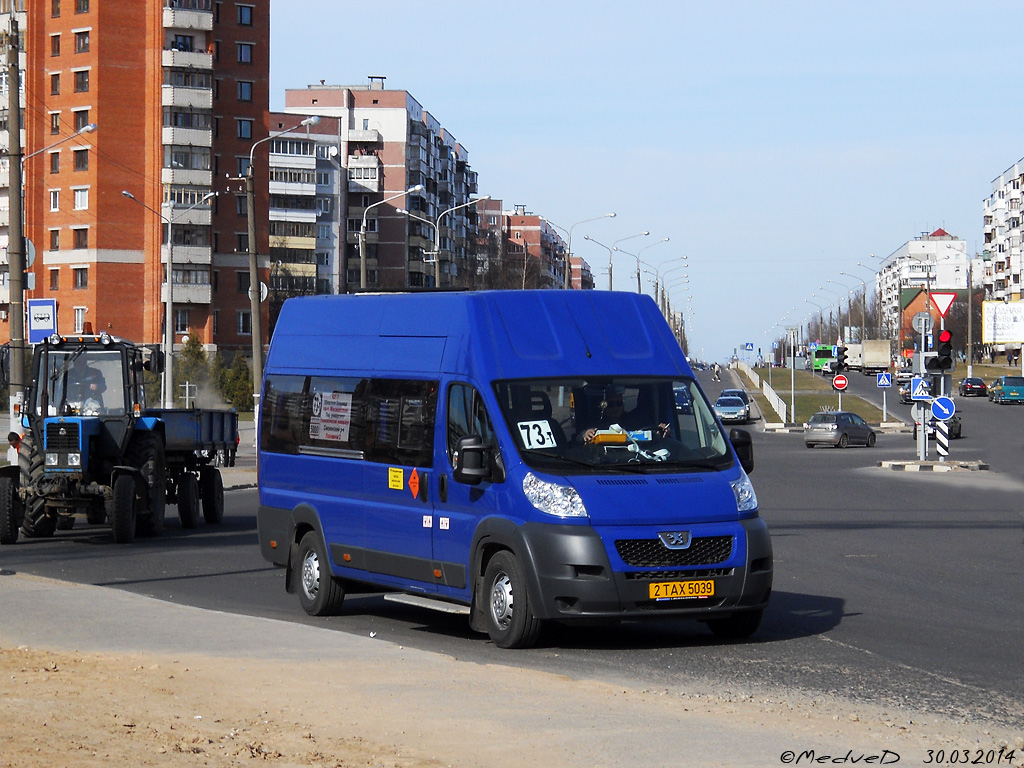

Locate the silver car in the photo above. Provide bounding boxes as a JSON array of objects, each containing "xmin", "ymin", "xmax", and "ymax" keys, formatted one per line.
[
  {"xmin": 714, "ymin": 396, "xmax": 749, "ymax": 423},
  {"xmin": 804, "ymin": 411, "xmax": 876, "ymax": 449}
]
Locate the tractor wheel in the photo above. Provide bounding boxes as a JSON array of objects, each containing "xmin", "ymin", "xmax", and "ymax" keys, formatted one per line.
[
  {"xmin": 199, "ymin": 466, "xmax": 224, "ymax": 524},
  {"xmin": 0, "ymin": 476, "xmax": 22, "ymax": 545},
  {"xmin": 177, "ymin": 472, "xmax": 200, "ymax": 529},
  {"xmin": 110, "ymin": 475, "xmax": 137, "ymax": 544},
  {"xmin": 130, "ymin": 432, "xmax": 167, "ymax": 537},
  {"xmin": 17, "ymin": 434, "xmax": 55, "ymax": 539}
]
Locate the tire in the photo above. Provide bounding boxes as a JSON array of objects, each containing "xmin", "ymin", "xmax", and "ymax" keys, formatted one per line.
[
  {"xmin": 17, "ymin": 434, "xmax": 55, "ymax": 539},
  {"xmin": 110, "ymin": 474, "xmax": 136, "ymax": 544},
  {"xmin": 804, "ymin": 442, "xmax": 815, "ymax": 449},
  {"xmin": 296, "ymin": 531, "xmax": 345, "ymax": 616},
  {"xmin": 0, "ymin": 476, "xmax": 22, "ymax": 545},
  {"xmin": 199, "ymin": 467, "xmax": 224, "ymax": 524},
  {"xmin": 130, "ymin": 432, "xmax": 167, "ymax": 537},
  {"xmin": 177, "ymin": 473, "xmax": 200, "ymax": 529},
  {"xmin": 866, "ymin": 432, "xmax": 876, "ymax": 447},
  {"xmin": 707, "ymin": 609, "xmax": 763, "ymax": 639},
  {"xmin": 482, "ymin": 550, "xmax": 542, "ymax": 649},
  {"xmin": 837, "ymin": 433, "xmax": 850, "ymax": 449}
]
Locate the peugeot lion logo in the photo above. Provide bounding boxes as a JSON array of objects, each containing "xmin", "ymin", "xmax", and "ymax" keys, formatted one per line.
[{"xmin": 659, "ymin": 531, "xmax": 692, "ymax": 550}]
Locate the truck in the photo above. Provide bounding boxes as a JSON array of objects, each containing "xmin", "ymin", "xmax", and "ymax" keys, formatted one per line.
[
  {"xmin": 850, "ymin": 339, "xmax": 892, "ymax": 375},
  {"xmin": 0, "ymin": 332, "xmax": 239, "ymax": 545}
]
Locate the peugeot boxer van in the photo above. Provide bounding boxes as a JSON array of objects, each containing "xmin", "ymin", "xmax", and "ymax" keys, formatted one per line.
[{"xmin": 257, "ymin": 291, "xmax": 772, "ymax": 648}]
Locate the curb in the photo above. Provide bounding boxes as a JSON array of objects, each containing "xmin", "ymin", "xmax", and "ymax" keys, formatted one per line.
[{"xmin": 878, "ymin": 460, "xmax": 989, "ymax": 472}]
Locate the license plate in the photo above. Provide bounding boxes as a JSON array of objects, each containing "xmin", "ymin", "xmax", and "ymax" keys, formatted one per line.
[{"xmin": 649, "ymin": 580, "xmax": 715, "ymax": 600}]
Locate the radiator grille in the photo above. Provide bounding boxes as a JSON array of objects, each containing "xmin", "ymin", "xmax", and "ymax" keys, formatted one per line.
[
  {"xmin": 615, "ymin": 536, "xmax": 733, "ymax": 567},
  {"xmin": 46, "ymin": 422, "xmax": 80, "ymax": 452}
]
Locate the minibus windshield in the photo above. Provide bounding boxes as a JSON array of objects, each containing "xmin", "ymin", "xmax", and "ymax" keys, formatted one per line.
[{"xmin": 493, "ymin": 376, "xmax": 732, "ymax": 473}]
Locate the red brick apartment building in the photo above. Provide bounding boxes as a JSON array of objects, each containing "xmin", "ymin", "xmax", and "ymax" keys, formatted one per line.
[
  {"xmin": 474, "ymin": 200, "xmax": 579, "ymax": 290},
  {"xmin": 13, "ymin": 0, "xmax": 269, "ymax": 359}
]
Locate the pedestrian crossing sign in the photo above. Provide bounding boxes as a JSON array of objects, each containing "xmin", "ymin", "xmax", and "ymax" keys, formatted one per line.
[
  {"xmin": 910, "ymin": 377, "xmax": 931, "ymax": 401},
  {"xmin": 876, "ymin": 372, "xmax": 891, "ymax": 388}
]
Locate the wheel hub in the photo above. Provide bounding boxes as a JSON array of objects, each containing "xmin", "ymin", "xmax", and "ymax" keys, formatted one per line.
[
  {"xmin": 490, "ymin": 572, "xmax": 514, "ymax": 629},
  {"xmin": 301, "ymin": 551, "xmax": 320, "ymax": 601}
]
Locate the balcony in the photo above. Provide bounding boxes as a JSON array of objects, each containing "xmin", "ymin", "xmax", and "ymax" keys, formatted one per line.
[
  {"xmin": 268, "ymin": 180, "xmax": 316, "ymax": 197},
  {"xmin": 162, "ymin": 125, "xmax": 212, "ymax": 147},
  {"xmin": 162, "ymin": 244, "xmax": 212, "ymax": 266},
  {"xmin": 348, "ymin": 129, "xmax": 381, "ymax": 143},
  {"xmin": 269, "ymin": 208, "xmax": 317, "ymax": 223},
  {"xmin": 163, "ymin": 6, "xmax": 214, "ymax": 31},
  {"xmin": 162, "ymin": 85, "xmax": 213, "ymax": 110},
  {"xmin": 269, "ymin": 235, "xmax": 316, "ymax": 250},
  {"xmin": 162, "ymin": 167, "xmax": 212, "ymax": 188},
  {"xmin": 162, "ymin": 48, "xmax": 213, "ymax": 71},
  {"xmin": 164, "ymin": 282, "xmax": 212, "ymax": 305},
  {"xmin": 163, "ymin": 203, "xmax": 212, "ymax": 227}
]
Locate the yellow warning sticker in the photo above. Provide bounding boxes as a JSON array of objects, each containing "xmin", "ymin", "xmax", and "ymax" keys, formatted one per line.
[{"xmin": 388, "ymin": 467, "xmax": 404, "ymax": 490}]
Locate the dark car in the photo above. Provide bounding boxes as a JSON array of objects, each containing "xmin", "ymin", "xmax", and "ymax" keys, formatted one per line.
[
  {"xmin": 913, "ymin": 413, "xmax": 962, "ymax": 440},
  {"xmin": 957, "ymin": 377, "xmax": 987, "ymax": 397},
  {"xmin": 720, "ymin": 388, "xmax": 750, "ymax": 405},
  {"xmin": 804, "ymin": 411, "xmax": 876, "ymax": 449}
]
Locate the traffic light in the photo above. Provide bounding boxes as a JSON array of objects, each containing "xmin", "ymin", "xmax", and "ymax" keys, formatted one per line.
[
  {"xmin": 926, "ymin": 329, "xmax": 953, "ymax": 371},
  {"xmin": 834, "ymin": 346, "xmax": 848, "ymax": 373}
]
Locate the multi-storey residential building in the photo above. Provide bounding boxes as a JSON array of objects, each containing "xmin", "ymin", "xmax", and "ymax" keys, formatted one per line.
[
  {"xmin": 13, "ymin": 0, "xmax": 269, "ymax": 364},
  {"xmin": 472, "ymin": 202, "xmax": 567, "ymax": 289},
  {"xmin": 876, "ymin": 229, "xmax": 973, "ymax": 338},
  {"xmin": 282, "ymin": 78, "xmax": 480, "ymax": 291},
  {"xmin": 982, "ymin": 159, "xmax": 1024, "ymax": 302}
]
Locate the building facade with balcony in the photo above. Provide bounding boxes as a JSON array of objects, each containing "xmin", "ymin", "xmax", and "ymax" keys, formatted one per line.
[
  {"xmin": 16, "ymin": 0, "xmax": 269, "ymax": 362},
  {"xmin": 472, "ymin": 200, "xmax": 572, "ymax": 290},
  {"xmin": 982, "ymin": 159, "xmax": 1024, "ymax": 304},
  {"xmin": 282, "ymin": 77, "xmax": 480, "ymax": 290}
]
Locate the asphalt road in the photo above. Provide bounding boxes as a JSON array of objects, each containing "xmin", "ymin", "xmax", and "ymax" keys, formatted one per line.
[{"xmin": 3, "ymin": 370, "xmax": 1022, "ymax": 729}]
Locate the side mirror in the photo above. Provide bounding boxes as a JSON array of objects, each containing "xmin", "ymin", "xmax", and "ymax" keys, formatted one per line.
[
  {"xmin": 452, "ymin": 435, "xmax": 490, "ymax": 485},
  {"xmin": 729, "ymin": 428, "xmax": 754, "ymax": 474},
  {"xmin": 144, "ymin": 349, "xmax": 165, "ymax": 373}
]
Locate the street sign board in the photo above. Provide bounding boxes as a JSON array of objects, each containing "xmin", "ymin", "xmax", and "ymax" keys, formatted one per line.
[
  {"xmin": 930, "ymin": 292, "xmax": 956, "ymax": 318},
  {"xmin": 744, "ymin": 342, "xmax": 754, "ymax": 351},
  {"xmin": 27, "ymin": 298, "xmax": 57, "ymax": 343},
  {"xmin": 832, "ymin": 374, "xmax": 849, "ymax": 391},
  {"xmin": 910, "ymin": 377, "xmax": 931, "ymax": 401},
  {"xmin": 931, "ymin": 396, "xmax": 956, "ymax": 421},
  {"xmin": 809, "ymin": 342, "xmax": 818, "ymax": 351},
  {"xmin": 912, "ymin": 312, "xmax": 933, "ymax": 335},
  {"xmin": 876, "ymin": 372, "xmax": 892, "ymax": 388}
]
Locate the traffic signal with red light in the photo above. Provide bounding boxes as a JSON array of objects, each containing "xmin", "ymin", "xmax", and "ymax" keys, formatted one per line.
[
  {"xmin": 834, "ymin": 345, "xmax": 848, "ymax": 373},
  {"xmin": 926, "ymin": 329, "xmax": 953, "ymax": 371}
]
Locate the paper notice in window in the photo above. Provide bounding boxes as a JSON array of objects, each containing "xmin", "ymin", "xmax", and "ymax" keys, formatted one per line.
[{"xmin": 309, "ymin": 391, "xmax": 352, "ymax": 442}]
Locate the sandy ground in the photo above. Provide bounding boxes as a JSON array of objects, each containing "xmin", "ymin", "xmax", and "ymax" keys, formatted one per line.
[{"xmin": 1, "ymin": 574, "xmax": 1021, "ymax": 768}]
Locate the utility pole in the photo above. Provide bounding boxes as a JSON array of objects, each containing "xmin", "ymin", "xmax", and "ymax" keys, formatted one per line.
[{"xmin": 5, "ymin": 17, "xmax": 25, "ymax": 418}]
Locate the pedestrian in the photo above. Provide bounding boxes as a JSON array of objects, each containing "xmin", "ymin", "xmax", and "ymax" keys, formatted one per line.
[
  {"xmin": 6, "ymin": 431, "xmax": 20, "ymax": 466},
  {"xmin": 712, "ymin": 362, "xmax": 722, "ymax": 382}
]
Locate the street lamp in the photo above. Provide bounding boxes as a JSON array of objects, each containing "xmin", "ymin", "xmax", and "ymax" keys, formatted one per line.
[
  {"xmin": 582, "ymin": 235, "xmax": 613, "ymax": 289},
  {"xmin": 624, "ymin": 237, "xmax": 670, "ymax": 293},
  {"xmin": 242, "ymin": 114, "xmax": 320, "ymax": 416},
  {"xmin": 837, "ymin": 273, "xmax": 868, "ymax": 343},
  {"xmin": 397, "ymin": 195, "xmax": 489, "ymax": 288},
  {"xmin": 610, "ymin": 231, "xmax": 649, "ymax": 291},
  {"xmin": 122, "ymin": 189, "xmax": 217, "ymax": 408},
  {"xmin": 550, "ymin": 213, "xmax": 616, "ymax": 290},
  {"xmin": 7, "ymin": 122, "xmax": 98, "ymax": 409},
  {"xmin": 359, "ymin": 184, "xmax": 425, "ymax": 289}
]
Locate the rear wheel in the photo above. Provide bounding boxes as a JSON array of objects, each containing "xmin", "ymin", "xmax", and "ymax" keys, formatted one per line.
[
  {"xmin": 483, "ymin": 551, "xmax": 542, "ymax": 649},
  {"xmin": 837, "ymin": 433, "xmax": 850, "ymax": 449},
  {"xmin": 296, "ymin": 531, "xmax": 345, "ymax": 616},
  {"xmin": 110, "ymin": 475, "xmax": 136, "ymax": 544},
  {"xmin": 199, "ymin": 467, "xmax": 224, "ymax": 524},
  {"xmin": 0, "ymin": 476, "xmax": 22, "ymax": 545},
  {"xmin": 177, "ymin": 473, "xmax": 200, "ymax": 529}
]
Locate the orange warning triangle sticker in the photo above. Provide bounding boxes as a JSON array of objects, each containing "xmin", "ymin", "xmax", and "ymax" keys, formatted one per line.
[{"xmin": 408, "ymin": 468, "xmax": 420, "ymax": 499}]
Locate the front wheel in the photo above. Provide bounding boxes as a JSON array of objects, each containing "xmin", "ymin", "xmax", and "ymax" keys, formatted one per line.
[
  {"xmin": 296, "ymin": 531, "xmax": 345, "ymax": 616},
  {"xmin": 110, "ymin": 475, "xmax": 137, "ymax": 544},
  {"xmin": 482, "ymin": 551, "xmax": 542, "ymax": 649},
  {"xmin": 177, "ymin": 473, "xmax": 200, "ymax": 529},
  {"xmin": 0, "ymin": 476, "xmax": 22, "ymax": 545},
  {"xmin": 866, "ymin": 432, "xmax": 876, "ymax": 447}
]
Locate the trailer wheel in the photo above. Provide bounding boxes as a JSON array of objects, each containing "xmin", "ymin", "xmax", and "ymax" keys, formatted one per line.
[
  {"xmin": 110, "ymin": 475, "xmax": 137, "ymax": 544},
  {"xmin": 483, "ymin": 551, "xmax": 542, "ymax": 649},
  {"xmin": 17, "ymin": 434, "xmax": 55, "ymax": 539},
  {"xmin": 177, "ymin": 473, "xmax": 200, "ymax": 529},
  {"xmin": 297, "ymin": 531, "xmax": 345, "ymax": 616},
  {"xmin": 199, "ymin": 467, "xmax": 224, "ymax": 524},
  {"xmin": 131, "ymin": 432, "xmax": 167, "ymax": 537},
  {"xmin": 0, "ymin": 476, "xmax": 22, "ymax": 545}
]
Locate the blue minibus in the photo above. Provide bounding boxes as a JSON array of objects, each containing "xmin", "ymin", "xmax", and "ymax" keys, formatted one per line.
[{"xmin": 256, "ymin": 291, "xmax": 772, "ymax": 648}]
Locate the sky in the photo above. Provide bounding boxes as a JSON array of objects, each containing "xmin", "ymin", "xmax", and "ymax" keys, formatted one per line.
[{"xmin": 270, "ymin": 1, "xmax": 1024, "ymax": 362}]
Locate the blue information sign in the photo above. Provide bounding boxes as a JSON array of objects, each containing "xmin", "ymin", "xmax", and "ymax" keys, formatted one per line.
[
  {"xmin": 931, "ymin": 396, "xmax": 956, "ymax": 421},
  {"xmin": 876, "ymin": 372, "xmax": 892, "ymax": 388}
]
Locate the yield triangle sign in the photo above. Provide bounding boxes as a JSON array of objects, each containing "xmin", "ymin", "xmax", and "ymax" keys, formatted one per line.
[{"xmin": 930, "ymin": 292, "xmax": 956, "ymax": 318}]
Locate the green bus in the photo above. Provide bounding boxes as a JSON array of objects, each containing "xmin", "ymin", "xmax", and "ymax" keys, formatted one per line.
[{"xmin": 811, "ymin": 347, "xmax": 835, "ymax": 374}]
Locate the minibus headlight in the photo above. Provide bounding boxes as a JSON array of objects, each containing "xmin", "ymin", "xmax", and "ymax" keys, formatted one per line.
[
  {"xmin": 522, "ymin": 472, "xmax": 588, "ymax": 518},
  {"xmin": 730, "ymin": 469, "xmax": 758, "ymax": 515}
]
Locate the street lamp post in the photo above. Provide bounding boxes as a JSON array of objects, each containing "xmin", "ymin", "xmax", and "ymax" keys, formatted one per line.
[
  {"xmin": 398, "ymin": 195, "xmax": 489, "ymax": 288},
  {"xmin": 610, "ymin": 231, "xmax": 649, "ymax": 291},
  {"xmin": 560, "ymin": 213, "xmax": 616, "ymax": 289},
  {"xmin": 359, "ymin": 184, "xmax": 425, "ymax": 289},
  {"xmin": 582, "ymin": 235, "xmax": 613, "ymax": 289},
  {"xmin": 122, "ymin": 189, "xmax": 217, "ymax": 408},
  {"xmin": 837, "ymin": 273, "xmax": 868, "ymax": 343},
  {"xmin": 633, "ymin": 237, "xmax": 670, "ymax": 293}
]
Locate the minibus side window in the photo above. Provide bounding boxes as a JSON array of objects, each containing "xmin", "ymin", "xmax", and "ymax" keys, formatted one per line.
[
  {"xmin": 364, "ymin": 379, "xmax": 437, "ymax": 467},
  {"xmin": 446, "ymin": 383, "xmax": 498, "ymax": 465},
  {"xmin": 262, "ymin": 374, "xmax": 309, "ymax": 455}
]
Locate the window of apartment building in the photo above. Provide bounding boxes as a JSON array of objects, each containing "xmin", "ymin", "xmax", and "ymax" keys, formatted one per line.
[
  {"xmin": 165, "ymin": 145, "xmax": 211, "ymax": 171},
  {"xmin": 74, "ymin": 30, "xmax": 90, "ymax": 53},
  {"xmin": 348, "ymin": 167, "xmax": 378, "ymax": 180},
  {"xmin": 75, "ymin": 0, "xmax": 88, "ymax": 12},
  {"xmin": 237, "ymin": 42, "xmax": 253, "ymax": 63},
  {"xmin": 237, "ymin": 310, "xmax": 252, "ymax": 336},
  {"xmin": 317, "ymin": 223, "xmax": 331, "ymax": 240},
  {"xmin": 49, "ymin": 269, "xmax": 60, "ymax": 290},
  {"xmin": 73, "ymin": 109, "xmax": 89, "ymax": 130},
  {"xmin": 212, "ymin": 309, "xmax": 219, "ymax": 336},
  {"xmin": 73, "ymin": 266, "xmax": 88, "ymax": 288},
  {"xmin": 73, "ymin": 188, "xmax": 88, "ymax": 210},
  {"xmin": 236, "ymin": 233, "xmax": 248, "ymax": 253},
  {"xmin": 238, "ymin": 5, "xmax": 253, "ymax": 24},
  {"xmin": 49, "ymin": 230, "xmax": 60, "ymax": 251},
  {"xmin": 316, "ymin": 171, "xmax": 331, "ymax": 186},
  {"xmin": 50, "ymin": 113, "xmax": 60, "ymax": 134},
  {"xmin": 172, "ymin": 34, "xmax": 194, "ymax": 52},
  {"xmin": 212, "ymin": 270, "xmax": 219, "ymax": 292},
  {"xmin": 236, "ymin": 118, "xmax": 252, "ymax": 139},
  {"xmin": 346, "ymin": 219, "xmax": 376, "ymax": 232},
  {"xmin": 237, "ymin": 80, "xmax": 253, "ymax": 102},
  {"xmin": 174, "ymin": 309, "xmax": 189, "ymax": 335},
  {"xmin": 73, "ymin": 149, "xmax": 88, "ymax": 171},
  {"xmin": 316, "ymin": 252, "xmax": 329, "ymax": 266},
  {"xmin": 52, "ymin": 0, "xmax": 60, "ymax": 17},
  {"xmin": 73, "ymin": 69, "xmax": 89, "ymax": 92},
  {"xmin": 74, "ymin": 308, "xmax": 86, "ymax": 334},
  {"xmin": 237, "ymin": 156, "xmax": 250, "ymax": 176},
  {"xmin": 49, "ymin": 152, "xmax": 59, "ymax": 174},
  {"xmin": 237, "ymin": 271, "xmax": 250, "ymax": 293},
  {"xmin": 316, "ymin": 197, "xmax": 331, "ymax": 214},
  {"xmin": 50, "ymin": 34, "xmax": 60, "ymax": 56},
  {"xmin": 235, "ymin": 195, "xmax": 248, "ymax": 216},
  {"xmin": 165, "ymin": 68, "xmax": 212, "ymax": 89},
  {"xmin": 49, "ymin": 190, "xmax": 59, "ymax": 211},
  {"xmin": 50, "ymin": 73, "xmax": 60, "ymax": 95},
  {"xmin": 72, "ymin": 229, "xmax": 88, "ymax": 250}
]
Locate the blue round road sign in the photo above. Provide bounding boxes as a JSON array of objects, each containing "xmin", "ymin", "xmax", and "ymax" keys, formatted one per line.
[{"xmin": 931, "ymin": 396, "xmax": 955, "ymax": 421}]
